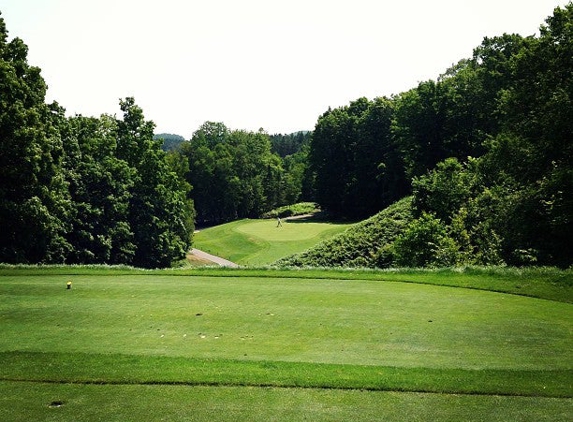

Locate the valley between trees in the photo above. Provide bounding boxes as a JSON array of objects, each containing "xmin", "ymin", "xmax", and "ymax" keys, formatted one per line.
[
  {"xmin": 1, "ymin": 4, "xmax": 572, "ymax": 268},
  {"xmin": 2, "ymin": 6, "xmax": 572, "ymax": 421}
]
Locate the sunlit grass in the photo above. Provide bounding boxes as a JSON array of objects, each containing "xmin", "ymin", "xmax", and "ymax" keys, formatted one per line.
[
  {"xmin": 3, "ymin": 382, "xmax": 572, "ymax": 422},
  {"xmin": 1, "ymin": 267, "xmax": 572, "ymax": 421},
  {"xmin": 1, "ymin": 273, "xmax": 571, "ymax": 370},
  {"xmin": 193, "ymin": 218, "xmax": 352, "ymax": 265}
]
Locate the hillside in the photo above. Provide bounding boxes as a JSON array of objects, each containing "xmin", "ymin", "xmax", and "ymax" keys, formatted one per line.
[{"xmin": 275, "ymin": 197, "xmax": 413, "ymax": 268}]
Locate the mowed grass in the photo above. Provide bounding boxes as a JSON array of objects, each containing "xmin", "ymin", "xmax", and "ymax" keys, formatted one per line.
[
  {"xmin": 193, "ymin": 218, "xmax": 352, "ymax": 265},
  {"xmin": 1, "ymin": 269, "xmax": 572, "ymax": 421},
  {"xmin": 3, "ymin": 383, "xmax": 572, "ymax": 422}
]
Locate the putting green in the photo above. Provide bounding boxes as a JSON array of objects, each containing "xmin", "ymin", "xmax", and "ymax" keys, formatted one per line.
[
  {"xmin": 194, "ymin": 219, "xmax": 352, "ymax": 265},
  {"xmin": 236, "ymin": 219, "xmax": 347, "ymax": 241}
]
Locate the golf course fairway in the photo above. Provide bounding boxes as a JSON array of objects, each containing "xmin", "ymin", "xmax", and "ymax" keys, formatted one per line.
[{"xmin": 1, "ymin": 267, "xmax": 571, "ymax": 421}]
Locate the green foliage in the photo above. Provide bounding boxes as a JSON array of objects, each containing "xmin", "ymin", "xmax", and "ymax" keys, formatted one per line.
[
  {"xmin": 117, "ymin": 98, "xmax": 194, "ymax": 268},
  {"xmin": 183, "ymin": 123, "xmax": 297, "ymax": 223},
  {"xmin": 310, "ymin": 97, "xmax": 408, "ymax": 219},
  {"xmin": 391, "ymin": 212, "xmax": 459, "ymax": 268},
  {"xmin": 392, "ymin": 81, "xmax": 449, "ymax": 179},
  {"xmin": 488, "ymin": 5, "xmax": 573, "ymax": 267},
  {"xmin": 260, "ymin": 202, "xmax": 319, "ymax": 218},
  {"xmin": 63, "ymin": 115, "xmax": 136, "ymax": 264},
  {"xmin": 0, "ymin": 15, "xmax": 71, "ymax": 263},
  {"xmin": 401, "ymin": 5, "xmax": 573, "ymax": 268},
  {"xmin": 153, "ymin": 132, "xmax": 185, "ymax": 151},
  {"xmin": 269, "ymin": 131, "xmax": 311, "ymax": 157},
  {"xmin": 276, "ymin": 197, "xmax": 413, "ymax": 268},
  {"xmin": 0, "ymin": 14, "xmax": 195, "ymax": 268},
  {"xmin": 279, "ymin": 146, "xmax": 312, "ymax": 205},
  {"xmin": 2, "ymin": 4, "xmax": 573, "ymax": 270},
  {"xmin": 411, "ymin": 158, "xmax": 477, "ymax": 222},
  {"xmin": 303, "ymin": 4, "xmax": 573, "ymax": 268}
]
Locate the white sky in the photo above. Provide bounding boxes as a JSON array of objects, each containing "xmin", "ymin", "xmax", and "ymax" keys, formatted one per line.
[{"xmin": 1, "ymin": 0, "xmax": 570, "ymax": 137}]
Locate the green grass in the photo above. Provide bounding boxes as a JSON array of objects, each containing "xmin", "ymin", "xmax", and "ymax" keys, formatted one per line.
[
  {"xmin": 193, "ymin": 218, "xmax": 352, "ymax": 265},
  {"xmin": 1, "ymin": 268, "xmax": 572, "ymax": 421},
  {"xmin": 1, "ymin": 264, "xmax": 571, "ymax": 302},
  {"xmin": 2, "ymin": 352, "xmax": 571, "ymax": 397},
  {"xmin": 3, "ymin": 382, "xmax": 572, "ymax": 422},
  {"xmin": 276, "ymin": 196, "xmax": 414, "ymax": 269}
]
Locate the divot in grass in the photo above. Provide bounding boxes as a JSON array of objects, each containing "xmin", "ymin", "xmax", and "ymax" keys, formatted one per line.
[{"xmin": 48, "ymin": 401, "xmax": 64, "ymax": 408}]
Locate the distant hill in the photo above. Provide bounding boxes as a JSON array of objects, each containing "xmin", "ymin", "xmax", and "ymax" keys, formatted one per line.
[
  {"xmin": 154, "ymin": 133, "xmax": 186, "ymax": 151},
  {"xmin": 275, "ymin": 197, "xmax": 413, "ymax": 268}
]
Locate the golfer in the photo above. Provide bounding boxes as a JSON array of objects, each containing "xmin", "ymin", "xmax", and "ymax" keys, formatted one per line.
[{"xmin": 276, "ymin": 216, "xmax": 283, "ymax": 227}]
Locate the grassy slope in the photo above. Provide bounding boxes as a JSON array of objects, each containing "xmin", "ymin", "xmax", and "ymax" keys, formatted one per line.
[
  {"xmin": 193, "ymin": 218, "xmax": 353, "ymax": 265},
  {"xmin": 275, "ymin": 196, "xmax": 413, "ymax": 268},
  {"xmin": 1, "ymin": 268, "xmax": 572, "ymax": 421}
]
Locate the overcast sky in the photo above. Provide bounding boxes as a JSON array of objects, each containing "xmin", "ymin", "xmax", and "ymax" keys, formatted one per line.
[{"xmin": 2, "ymin": 0, "xmax": 569, "ymax": 137}]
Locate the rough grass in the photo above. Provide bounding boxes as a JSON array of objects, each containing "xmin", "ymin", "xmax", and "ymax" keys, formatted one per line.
[{"xmin": 276, "ymin": 196, "xmax": 413, "ymax": 268}]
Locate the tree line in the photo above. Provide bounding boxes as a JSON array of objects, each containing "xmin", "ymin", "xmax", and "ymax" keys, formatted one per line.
[
  {"xmin": 176, "ymin": 123, "xmax": 312, "ymax": 224},
  {"xmin": 0, "ymin": 14, "xmax": 194, "ymax": 268},
  {"xmin": 0, "ymin": 4, "xmax": 311, "ymax": 267},
  {"xmin": 1, "ymin": 4, "xmax": 572, "ymax": 268},
  {"xmin": 308, "ymin": 4, "xmax": 572, "ymax": 267}
]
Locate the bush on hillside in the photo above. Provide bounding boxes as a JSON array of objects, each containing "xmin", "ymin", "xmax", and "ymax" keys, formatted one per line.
[
  {"xmin": 390, "ymin": 212, "xmax": 460, "ymax": 268},
  {"xmin": 261, "ymin": 202, "xmax": 320, "ymax": 219},
  {"xmin": 274, "ymin": 197, "xmax": 413, "ymax": 268}
]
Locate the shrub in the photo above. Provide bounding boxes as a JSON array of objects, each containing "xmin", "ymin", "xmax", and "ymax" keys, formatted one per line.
[
  {"xmin": 261, "ymin": 202, "xmax": 319, "ymax": 219},
  {"xmin": 275, "ymin": 197, "xmax": 413, "ymax": 268},
  {"xmin": 391, "ymin": 212, "xmax": 460, "ymax": 268}
]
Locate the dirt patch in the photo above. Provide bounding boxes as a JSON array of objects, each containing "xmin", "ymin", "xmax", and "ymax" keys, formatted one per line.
[
  {"xmin": 185, "ymin": 252, "xmax": 214, "ymax": 266},
  {"xmin": 48, "ymin": 401, "xmax": 64, "ymax": 408}
]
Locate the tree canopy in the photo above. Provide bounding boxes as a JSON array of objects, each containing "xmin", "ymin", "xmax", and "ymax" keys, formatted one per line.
[
  {"xmin": 1, "ymin": 4, "xmax": 572, "ymax": 268},
  {"xmin": 180, "ymin": 123, "xmax": 309, "ymax": 224},
  {"xmin": 0, "ymin": 13, "xmax": 194, "ymax": 267},
  {"xmin": 293, "ymin": 3, "xmax": 573, "ymax": 268}
]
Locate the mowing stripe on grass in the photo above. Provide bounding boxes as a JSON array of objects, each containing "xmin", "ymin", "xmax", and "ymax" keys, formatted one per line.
[
  {"xmin": 2, "ymin": 266, "xmax": 570, "ymax": 303},
  {"xmin": 1, "ymin": 351, "xmax": 571, "ymax": 398},
  {"xmin": 3, "ymin": 381, "xmax": 572, "ymax": 422}
]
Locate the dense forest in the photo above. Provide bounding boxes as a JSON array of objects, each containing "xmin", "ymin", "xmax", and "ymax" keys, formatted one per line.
[
  {"xmin": 177, "ymin": 123, "xmax": 311, "ymax": 224},
  {"xmin": 0, "ymin": 15, "xmax": 194, "ymax": 268},
  {"xmin": 302, "ymin": 4, "xmax": 572, "ymax": 268},
  {"xmin": 0, "ymin": 4, "xmax": 572, "ymax": 268}
]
